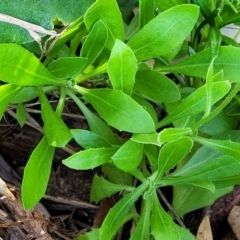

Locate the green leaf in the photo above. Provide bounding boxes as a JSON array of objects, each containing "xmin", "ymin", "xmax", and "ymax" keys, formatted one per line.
[
  {"xmin": 0, "ymin": 44, "xmax": 66, "ymax": 86},
  {"xmin": 162, "ymin": 156, "xmax": 240, "ymax": 186},
  {"xmin": 90, "ymin": 174, "xmax": 134, "ymax": 203},
  {"xmin": 99, "ymin": 181, "xmax": 149, "ymax": 240},
  {"xmin": 129, "ymin": 197, "xmax": 152, "ymax": 240},
  {"xmin": 158, "ymin": 127, "xmax": 192, "ymax": 143},
  {"xmin": 70, "ymin": 129, "xmax": 111, "ymax": 149},
  {"xmin": 151, "ymin": 191, "xmax": 179, "ymax": 239},
  {"xmin": 62, "ymin": 147, "xmax": 118, "ymax": 170},
  {"xmin": 38, "ymin": 88, "xmax": 72, "ymax": 147},
  {"xmin": 16, "ymin": 103, "xmax": 27, "ymax": 127},
  {"xmin": 112, "ymin": 140, "xmax": 144, "ymax": 172},
  {"xmin": 0, "ymin": 0, "xmax": 94, "ymax": 44},
  {"xmin": 78, "ymin": 228, "xmax": 99, "ymax": 240},
  {"xmin": 0, "ymin": 84, "xmax": 22, "ymax": 120},
  {"xmin": 157, "ymin": 81, "xmax": 231, "ymax": 128},
  {"xmin": 77, "ymin": 87, "xmax": 155, "ymax": 133},
  {"xmin": 134, "ymin": 70, "xmax": 180, "ymax": 103},
  {"xmin": 172, "ymin": 185, "xmax": 233, "ymax": 217},
  {"xmin": 47, "ymin": 57, "xmax": 88, "ymax": 79},
  {"xmin": 208, "ymin": 27, "xmax": 222, "ymax": 59},
  {"xmin": 127, "ymin": 4, "xmax": 199, "ymax": 61},
  {"xmin": 157, "ymin": 137, "xmax": 193, "ymax": 178},
  {"xmin": 108, "ymin": 39, "xmax": 138, "ymax": 95},
  {"xmin": 158, "ymin": 46, "xmax": 240, "ymax": 82},
  {"xmin": 80, "ymin": 20, "xmax": 108, "ymax": 66},
  {"xmin": 193, "ymin": 136, "xmax": 240, "ymax": 161},
  {"xmin": 139, "ymin": 0, "xmax": 155, "ymax": 28},
  {"xmin": 22, "ymin": 137, "xmax": 55, "ymax": 209},
  {"xmin": 131, "ymin": 132, "xmax": 161, "ymax": 146},
  {"xmin": 84, "ymin": 0, "xmax": 124, "ymax": 49}
]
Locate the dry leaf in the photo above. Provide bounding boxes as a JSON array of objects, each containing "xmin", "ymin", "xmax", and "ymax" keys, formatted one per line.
[
  {"xmin": 197, "ymin": 215, "xmax": 213, "ymax": 240},
  {"xmin": 0, "ymin": 178, "xmax": 15, "ymax": 200},
  {"xmin": 228, "ymin": 205, "xmax": 240, "ymax": 240}
]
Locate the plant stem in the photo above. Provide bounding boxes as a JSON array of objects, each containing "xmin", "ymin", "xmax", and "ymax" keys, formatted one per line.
[{"xmin": 192, "ymin": 83, "xmax": 240, "ymax": 132}]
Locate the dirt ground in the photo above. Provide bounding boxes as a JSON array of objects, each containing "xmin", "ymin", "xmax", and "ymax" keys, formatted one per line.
[{"xmin": 0, "ymin": 102, "xmax": 240, "ymax": 239}]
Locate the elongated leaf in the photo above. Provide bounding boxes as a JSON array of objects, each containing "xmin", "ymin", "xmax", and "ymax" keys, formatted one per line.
[
  {"xmin": 157, "ymin": 81, "xmax": 231, "ymax": 128},
  {"xmin": 159, "ymin": 127, "xmax": 192, "ymax": 143},
  {"xmin": 131, "ymin": 132, "xmax": 161, "ymax": 146},
  {"xmin": 139, "ymin": 0, "xmax": 155, "ymax": 28},
  {"xmin": 158, "ymin": 46, "xmax": 240, "ymax": 82},
  {"xmin": 108, "ymin": 39, "xmax": 138, "ymax": 95},
  {"xmin": 22, "ymin": 137, "xmax": 55, "ymax": 209},
  {"xmin": 157, "ymin": 137, "xmax": 193, "ymax": 178},
  {"xmin": 172, "ymin": 185, "xmax": 233, "ymax": 217},
  {"xmin": 193, "ymin": 136, "xmax": 240, "ymax": 161},
  {"xmin": 68, "ymin": 93, "xmax": 120, "ymax": 145},
  {"xmin": 112, "ymin": 140, "xmax": 144, "ymax": 172},
  {"xmin": 38, "ymin": 88, "xmax": 72, "ymax": 147},
  {"xmin": 0, "ymin": 84, "xmax": 22, "ymax": 120},
  {"xmin": 84, "ymin": 0, "xmax": 124, "ymax": 49},
  {"xmin": 162, "ymin": 156, "xmax": 240, "ymax": 186},
  {"xmin": 100, "ymin": 181, "xmax": 148, "ymax": 240},
  {"xmin": 130, "ymin": 197, "xmax": 152, "ymax": 240},
  {"xmin": 90, "ymin": 174, "xmax": 135, "ymax": 203},
  {"xmin": 0, "ymin": 44, "xmax": 66, "ymax": 86},
  {"xmin": 62, "ymin": 147, "xmax": 118, "ymax": 170},
  {"xmin": 77, "ymin": 87, "xmax": 155, "ymax": 133},
  {"xmin": 127, "ymin": 4, "xmax": 199, "ymax": 61},
  {"xmin": 71, "ymin": 129, "xmax": 111, "ymax": 149},
  {"xmin": 80, "ymin": 20, "xmax": 108, "ymax": 66},
  {"xmin": 134, "ymin": 70, "xmax": 180, "ymax": 103},
  {"xmin": 151, "ymin": 191, "xmax": 179, "ymax": 239},
  {"xmin": 47, "ymin": 57, "xmax": 88, "ymax": 79}
]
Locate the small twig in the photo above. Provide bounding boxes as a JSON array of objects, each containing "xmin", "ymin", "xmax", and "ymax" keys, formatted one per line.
[{"xmin": 157, "ymin": 189, "xmax": 185, "ymax": 227}]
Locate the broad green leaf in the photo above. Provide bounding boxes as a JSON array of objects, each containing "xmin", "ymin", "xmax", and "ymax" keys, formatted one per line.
[
  {"xmin": 90, "ymin": 174, "xmax": 135, "ymax": 203},
  {"xmin": 132, "ymin": 94, "xmax": 158, "ymax": 124},
  {"xmin": 100, "ymin": 181, "xmax": 149, "ymax": 240},
  {"xmin": 157, "ymin": 137, "xmax": 193, "ymax": 178},
  {"xmin": 158, "ymin": 127, "xmax": 192, "ymax": 143},
  {"xmin": 102, "ymin": 164, "xmax": 132, "ymax": 186},
  {"xmin": 84, "ymin": 0, "xmax": 124, "ymax": 49},
  {"xmin": 0, "ymin": 0, "xmax": 94, "ymax": 44},
  {"xmin": 155, "ymin": 0, "xmax": 189, "ymax": 12},
  {"xmin": 208, "ymin": 27, "xmax": 222, "ymax": 59},
  {"xmin": 112, "ymin": 140, "xmax": 144, "ymax": 172},
  {"xmin": 193, "ymin": 136, "xmax": 240, "ymax": 161},
  {"xmin": 22, "ymin": 137, "xmax": 55, "ymax": 209},
  {"xmin": 157, "ymin": 81, "xmax": 231, "ymax": 128},
  {"xmin": 108, "ymin": 39, "xmax": 138, "ymax": 95},
  {"xmin": 172, "ymin": 185, "xmax": 233, "ymax": 217},
  {"xmin": 151, "ymin": 191, "xmax": 179, "ymax": 239},
  {"xmin": 161, "ymin": 156, "xmax": 240, "ymax": 186},
  {"xmin": 134, "ymin": 70, "xmax": 180, "ymax": 103},
  {"xmin": 127, "ymin": 4, "xmax": 199, "ymax": 61},
  {"xmin": 16, "ymin": 103, "xmax": 27, "ymax": 127},
  {"xmin": 158, "ymin": 46, "xmax": 240, "ymax": 82},
  {"xmin": 80, "ymin": 20, "xmax": 108, "ymax": 66},
  {"xmin": 175, "ymin": 224, "xmax": 195, "ymax": 239},
  {"xmin": 68, "ymin": 92, "xmax": 120, "ymax": 145},
  {"xmin": 62, "ymin": 147, "xmax": 118, "ymax": 170},
  {"xmin": 0, "ymin": 44, "xmax": 66, "ymax": 86},
  {"xmin": 0, "ymin": 84, "xmax": 22, "ymax": 120},
  {"xmin": 77, "ymin": 87, "xmax": 155, "ymax": 133},
  {"xmin": 131, "ymin": 132, "xmax": 161, "ymax": 146},
  {"xmin": 47, "ymin": 57, "xmax": 88, "ymax": 79},
  {"xmin": 70, "ymin": 129, "xmax": 111, "ymax": 149},
  {"xmin": 218, "ymin": 12, "xmax": 240, "ymax": 28},
  {"xmin": 129, "ymin": 197, "xmax": 152, "ymax": 240},
  {"xmin": 38, "ymin": 88, "xmax": 72, "ymax": 147},
  {"xmin": 78, "ymin": 228, "xmax": 99, "ymax": 240},
  {"xmin": 139, "ymin": 0, "xmax": 155, "ymax": 28}
]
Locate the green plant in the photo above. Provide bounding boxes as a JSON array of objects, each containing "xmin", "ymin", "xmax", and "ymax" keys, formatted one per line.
[{"xmin": 1, "ymin": 0, "xmax": 240, "ymax": 239}]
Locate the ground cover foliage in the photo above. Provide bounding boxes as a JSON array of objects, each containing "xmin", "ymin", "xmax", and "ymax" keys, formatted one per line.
[{"xmin": 1, "ymin": 0, "xmax": 240, "ymax": 239}]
